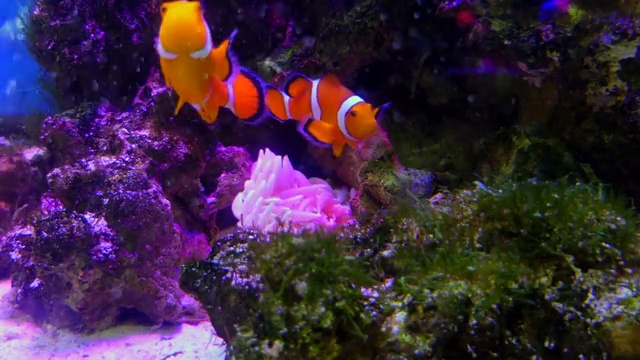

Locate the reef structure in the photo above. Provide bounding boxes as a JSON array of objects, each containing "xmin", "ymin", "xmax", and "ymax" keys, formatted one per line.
[{"xmin": 1, "ymin": 71, "xmax": 254, "ymax": 331}]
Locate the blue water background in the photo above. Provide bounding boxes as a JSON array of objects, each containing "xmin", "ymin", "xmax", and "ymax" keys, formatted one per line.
[{"xmin": 0, "ymin": 0, "xmax": 54, "ymax": 116}]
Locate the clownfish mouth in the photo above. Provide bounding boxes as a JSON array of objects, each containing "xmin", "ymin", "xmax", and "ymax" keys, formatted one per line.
[{"xmin": 155, "ymin": 16, "xmax": 212, "ymax": 60}]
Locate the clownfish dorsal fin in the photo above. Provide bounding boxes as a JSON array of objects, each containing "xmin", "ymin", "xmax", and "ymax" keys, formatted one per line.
[
  {"xmin": 322, "ymin": 73, "xmax": 343, "ymax": 88},
  {"xmin": 210, "ymin": 29, "xmax": 239, "ymax": 81},
  {"xmin": 283, "ymin": 73, "xmax": 312, "ymax": 97}
]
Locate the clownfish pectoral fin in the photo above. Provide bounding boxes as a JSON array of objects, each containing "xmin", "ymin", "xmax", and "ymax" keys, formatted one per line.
[
  {"xmin": 332, "ymin": 142, "xmax": 346, "ymax": 158},
  {"xmin": 283, "ymin": 72, "xmax": 312, "ymax": 98},
  {"xmin": 195, "ymin": 102, "xmax": 221, "ymax": 124},
  {"xmin": 346, "ymin": 139, "xmax": 358, "ymax": 149},
  {"xmin": 174, "ymin": 96, "xmax": 186, "ymax": 115},
  {"xmin": 265, "ymin": 85, "xmax": 290, "ymax": 122},
  {"xmin": 374, "ymin": 102, "xmax": 392, "ymax": 123},
  {"xmin": 158, "ymin": 59, "xmax": 173, "ymax": 89},
  {"xmin": 224, "ymin": 68, "xmax": 266, "ymax": 123},
  {"xmin": 210, "ymin": 29, "xmax": 240, "ymax": 81},
  {"xmin": 302, "ymin": 119, "xmax": 335, "ymax": 147},
  {"xmin": 203, "ymin": 106, "xmax": 221, "ymax": 124}
]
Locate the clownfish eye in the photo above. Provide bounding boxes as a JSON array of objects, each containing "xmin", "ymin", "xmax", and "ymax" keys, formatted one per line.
[
  {"xmin": 349, "ymin": 110, "xmax": 357, "ymax": 117},
  {"xmin": 161, "ymin": 4, "xmax": 168, "ymax": 16}
]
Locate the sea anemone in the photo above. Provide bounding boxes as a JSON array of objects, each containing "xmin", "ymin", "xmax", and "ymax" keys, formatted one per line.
[{"xmin": 231, "ymin": 148, "xmax": 354, "ymax": 234}]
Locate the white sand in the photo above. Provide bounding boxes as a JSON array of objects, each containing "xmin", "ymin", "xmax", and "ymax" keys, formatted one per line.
[{"xmin": 0, "ymin": 280, "xmax": 226, "ymax": 360}]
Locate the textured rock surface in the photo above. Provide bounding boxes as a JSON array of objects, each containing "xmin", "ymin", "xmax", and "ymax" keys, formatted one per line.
[
  {"xmin": 0, "ymin": 279, "xmax": 226, "ymax": 360},
  {"xmin": 2, "ymin": 71, "xmax": 253, "ymax": 332},
  {"xmin": 26, "ymin": 0, "xmax": 160, "ymax": 109},
  {"xmin": 183, "ymin": 180, "xmax": 640, "ymax": 359},
  {"xmin": 0, "ymin": 140, "xmax": 47, "ymax": 279},
  {"xmin": 180, "ymin": 230, "xmax": 266, "ymax": 344}
]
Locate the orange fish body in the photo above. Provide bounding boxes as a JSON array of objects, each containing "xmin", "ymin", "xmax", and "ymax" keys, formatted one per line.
[
  {"xmin": 156, "ymin": 1, "xmax": 265, "ymax": 123},
  {"xmin": 265, "ymin": 73, "xmax": 390, "ymax": 157}
]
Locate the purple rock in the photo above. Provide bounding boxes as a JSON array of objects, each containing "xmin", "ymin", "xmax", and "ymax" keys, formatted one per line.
[
  {"xmin": 0, "ymin": 141, "xmax": 48, "ymax": 279},
  {"xmin": 26, "ymin": 0, "xmax": 158, "ymax": 109},
  {"xmin": 4, "ymin": 71, "xmax": 253, "ymax": 332}
]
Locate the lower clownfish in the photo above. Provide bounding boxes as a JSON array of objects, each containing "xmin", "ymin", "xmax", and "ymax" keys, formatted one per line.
[
  {"xmin": 265, "ymin": 73, "xmax": 390, "ymax": 157},
  {"xmin": 155, "ymin": 0, "xmax": 265, "ymax": 123}
]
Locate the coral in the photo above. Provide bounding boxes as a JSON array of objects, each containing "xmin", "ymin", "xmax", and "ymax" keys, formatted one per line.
[
  {"xmin": 232, "ymin": 148, "xmax": 354, "ymax": 234},
  {"xmin": 244, "ymin": 0, "xmax": 640, "ymax": 209},
  {"xmin": 252, "ymin": 0, "xmax": 528, "ymax": 192},
  {"xmin": 24, "ymin": 0, "xmax": 640, "ymax": 206},
  {"xmin": 303, "ymin": 126, "xmax": 438, "ymax": 215},
  {"xmin": 23, "ymin": 0, "xmax": 307, "ymax": 111},
  {"xmin": 2, "ymin": 70, "xmax": 253, "ymax": 332},
  {"xmin": 182, "ymin": 179, "xmax": 640, "ymax": 359}
]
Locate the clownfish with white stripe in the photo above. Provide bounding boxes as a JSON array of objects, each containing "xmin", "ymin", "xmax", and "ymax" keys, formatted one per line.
[
  {"xmin": 155, "ymin": 0, "xmax": 265, "ymax": 123},
  {"xmin": 265, "ymin": 73, "xmax": 390, "ymax": 157}
]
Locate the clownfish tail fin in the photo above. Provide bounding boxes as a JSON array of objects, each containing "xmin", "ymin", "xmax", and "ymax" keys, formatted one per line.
[
  {"xmin": 210, "ymin": 28, "xmax": 240, "ymax": 82},
  {"xmin": 223, "ymin": 67, "xmax": 266, "ymax": 123},
  {"xmin": 265, "ymin": 85, "xmax": 291, "ymax": 122}
]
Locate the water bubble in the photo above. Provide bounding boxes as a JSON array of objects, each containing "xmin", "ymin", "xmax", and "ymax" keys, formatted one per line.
[
  {"xmin": 4, "ymin": 79, "xmax": 16, "ymax": 96},
  {"xmin": 258, "ymin": 4, "xmax": 267, "ymax": 17},
  {"xmin": 302, "ymin": 36, "xmax": 316, "ymax": 48},
  {"xmin": 392, "ymin": 34, "xmax": 402, "ymax": 50}
]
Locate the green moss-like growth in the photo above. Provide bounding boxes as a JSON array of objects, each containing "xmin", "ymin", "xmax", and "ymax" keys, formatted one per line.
[
  {"xmin": 225, "ymin": 179, "xmax": 640, "ymax": 359},
  {"xmin": 230, "ymin": 235, "xmax": 380, "ymax": 359}
]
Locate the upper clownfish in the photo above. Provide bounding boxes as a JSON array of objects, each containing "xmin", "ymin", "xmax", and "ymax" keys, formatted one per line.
[
  {"xmin": 265, "ymin": 73, "xmax": 390, "ymax": 157},
  {"xmin": 155, "ymin": 0, "xmax": 265, "ymax": 123}
]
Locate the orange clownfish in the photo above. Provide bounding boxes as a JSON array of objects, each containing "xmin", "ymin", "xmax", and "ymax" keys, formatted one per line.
[
  {"xmin": 265, "ymin": 73, "xmax": 390, "ymax": 157},
  {"xmin": 155, "ymin": 0, "xmax": 265, "ymax": 123}
]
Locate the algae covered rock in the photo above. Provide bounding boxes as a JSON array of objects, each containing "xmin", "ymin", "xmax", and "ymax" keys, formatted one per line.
[
  {"xmin": 182, "ymin": 178, "xmax": 640, "ymax": 359},
  {"xmin": 2, "ymin": 72, "xmax": 253, "ymax": 332},
  {"xmin": 0, "ymin": 139, "xmax": 47, "ymax": 279},
  {"xmin": 249, "ymin": 0, "xmax": 640, "ymax": 208},
  {"xmin": 180, "ymin": 230, "xmax": 266, "ymax": 343},
  {"xmin": 25, "ymin": 0, "xmax": 160, "ymax": 109}
]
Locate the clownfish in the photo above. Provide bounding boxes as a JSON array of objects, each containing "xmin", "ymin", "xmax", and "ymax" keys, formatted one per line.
[
  {"xmin": 155, "ymin": 0, "xmax": 265, "ymax": 123},
  {"xmin": 265, "ymin": 73, "xmax": 390, "ymax": 157}
]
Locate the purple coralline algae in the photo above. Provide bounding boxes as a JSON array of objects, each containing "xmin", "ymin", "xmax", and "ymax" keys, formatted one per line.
[{"xmin": 2, "ymin": 71, "xmax": 254, "ymax": 331}]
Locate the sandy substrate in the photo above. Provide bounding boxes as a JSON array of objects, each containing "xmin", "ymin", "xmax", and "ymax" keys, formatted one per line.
[{"xmin": 0, "ymin": 280, "xmax": 226, "ymax": 360}]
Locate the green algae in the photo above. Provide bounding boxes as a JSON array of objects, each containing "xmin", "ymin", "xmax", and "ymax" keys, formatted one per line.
[{"xmin": 223, "ymin": 179, "xmax": 640, "ymax": 359}]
